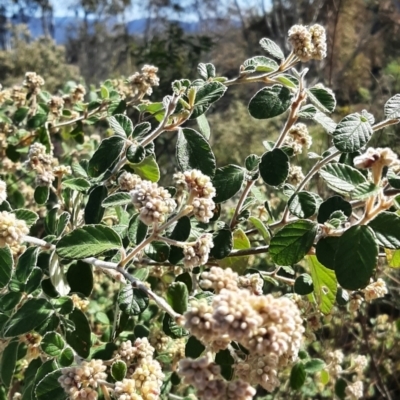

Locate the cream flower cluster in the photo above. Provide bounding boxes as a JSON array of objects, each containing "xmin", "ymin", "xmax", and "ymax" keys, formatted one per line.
[
  {"xmin": 26, "ymin": 143, "xmax": 56, "ymax": 187},
  {"xmin": 130, "ymin": 180, "xmax": 176, "ymax": 226},
  {"xmin": 179, "ymin": 357, "xmax": 256, "ymax": 400},
  {"xmin": 183, "ymin": 233, "xmax": 214, "ymax": 268},
  {"xmin": 199, "ymin": 266, "xmax": 239, "ymax": 293},
  {"xmin": 287, "ymin": 165, "xmax": 305, "ymax": 186},
  {"xmin": 129, "ymin": 65, "xmax": 160, "ymax": 97},
  {"xmin": 345, "ymin": 380, "xmax": 364, "ymax": 400},
  {"xmin": 22, "ymin": 72, "xmax": 45, "ymax": 94},
  {"xmin": 112, "ymin": 338, "xmax": 164, "ymax": 400},
  {"xmin": 118, "ymin": 171, "xmax": 142, "ymax": 191},
  {"xmin": 58, "ymin": 359, "xmax": 107, "ymax": 400},
  {"xmin": 288, "ymin": 24, "xmax": 327, "ymax": 62},
  {"xmin": 285, "ymin": 123, "xmax": 312, "ymax": 155},
  {"xmin": 48, "ymin": 96, "xmax": 64, "ymax": 117},
  {"xmin": 174, "ymin": 169, "xmax": 216, "ymax": 223},
  {"xmin": 0, "ymin": 179, "xmax": 6, "ymax": 203},
  {"xmin": 184, "ymin": 277, "xmax": 304, "ymax": 392},
  {"xmin": 0, "ymin": 211, "xmax": 29, "ymax": 254},
  {"xmin": 71, "ymin": 294, "xmax": 90, "ymax": 312},
  {"xmin": 69, "ymin": 84, "xmax": 86, "ymax": 103},
  {"xmin": 362, "ymin": 278, "xmax": 388, "ymax": 302}
]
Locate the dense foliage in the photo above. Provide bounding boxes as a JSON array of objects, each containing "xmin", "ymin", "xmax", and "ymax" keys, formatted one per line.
[{"xmin": 1, "ymin": 22, "xmax": 400, "ymax": 400}]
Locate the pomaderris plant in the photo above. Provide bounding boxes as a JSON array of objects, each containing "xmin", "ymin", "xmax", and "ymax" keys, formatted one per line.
[{"xmin": 0, "ymin": 23, "xmax": 399, "ymax": 399}]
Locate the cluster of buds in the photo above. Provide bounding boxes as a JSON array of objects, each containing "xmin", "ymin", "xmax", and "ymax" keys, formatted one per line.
[
  {"xmin": 345, "ymin": 380, "xmax": 364, "ymax": 400},
  {"xmin": 25, "ymin": 143, "xmax": 57, "ymax": 187},
  {"xmin": 128, "ymin": 65, "xmax": 160, "ymax": 97},
  {"xmin": 70, "ymin": 84, "xmax": 86, "ymax": 103},
  {"xmin": 183, "ymin": 233, "xmax": 214, "ymax": 268},
  {"xmin": 113, "ymin": 338, "xmax": 164, "ymax": 400},
  {"xmin": 0, "ymin": 179, "xmax": 6, "ymax": 203},
  {"xmin": 58, "ymin": 359, "xmax": 107, "ymax": 400},
  {"xmin": 184, "ymin": 268, "xmax": 304, "ymax": 392},
  {"xmin": 284, "ymin": 123, "xmax": 312, "ymax": 155},
  {"xmin": 174, "ymin": 169, "xmax": 216, "ymax": 223},
  {"xmin": 22, "ymin": 72, "xmax": 45, "ymax": 95},
  {"xmin": 362, "ymin": 278, "xmax": 388, "ymax": 302},
  {"xmin": 354, "ymin": 147, "xmax": 399, "ymax": 184},
  {"xmin": 130, "ymin": 180, "xmax": 176, "ymax": 226},
  {"xmin": 71, "ymin": 293, "xmax": 90, "ymax": 312},
  {"xmin": 11, "ymin": 86, "xmax": 26, "ymax": 107},
  {"xmin": 118, "ymin": 171, "xmax": 142, "ymax": 191},
  {"xmin": 326, "ymin": 349, "xmax": 344, "ymax": 377},
  {"xmin": 287, "ymin": 165, "xmax": 305, "ymax": 186},
  {"xmin": 179, "ymin": 356, "xmax": 256, "ymax": 400},
  {"xmin": 288, "ymin": 24, "xmax": 327, "ymax": 62},
  {"xmin": 48, "ymin": 96, "xmax": 64, "ymax": 118},
  {"xmin": 0, "ymin": 211, "xmax": 29, "ymax": 255}
]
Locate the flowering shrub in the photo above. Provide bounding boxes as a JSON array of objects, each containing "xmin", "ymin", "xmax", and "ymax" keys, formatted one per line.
[{"xmin": 0, "ymin": 23, "xmax": 399, "ymax": 399}]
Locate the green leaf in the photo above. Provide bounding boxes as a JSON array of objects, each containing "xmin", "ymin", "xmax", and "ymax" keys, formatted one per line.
[
  {"xmin": 118, "ymin": 285, "xmax": 149, "ymax": 316},
  {"xmin": 351, "ymin": 181, "xmax": 380, "ymax": 200},
  {"xmin": 0, "ymin": 246, "xmax": 13, "ymax": 289},
  {"xmin": 304, "ymin": 359, "xmax": 326, "ymax": 373},
  {"xmin": 87, "ymin": 136, "xmax": 125, "ymax": 177},
  {"xmin": 294, "ymin": 273, "xmax": 314, "ymax": 295},
  {"xmin": 56, "ymin": 225, "xmax": 122, "ymax": 259},
  {"xmin": 131, "ymin": 122, "xmax": 151, "ymax": 140},
  {"xmin": 317, "ymin": 196, "xmax": 352, "ymax": 224},
  {"xmin": 126, "ymin": 144, "xmax": 146, "ymax": 164},
  {"xmin": 307, "ymin": 255, "xmax": 337, "ymax": 314},
  {"xmin": 102, "ymin": 192, "xmax": 132, "ymax": 207},
  {"xmin": 62, "ymin": 178, "xmax": 91, "ymax": 192},
  {"xmin": 34, "ymin": 186, "xmax": 49, "ymax": 205},
  {"xmin": 185, "ymin": 336, "xmax": 205, "ymax": 358},
  {"xmin": 197, "ymin": 63, "xmax": 216, "ymax": 80},
  {"xmin": 212, "ymin": 165, "xmax": 244, "ymax": 203},
  {"xmin": 66, "ymin": 308, "xmax": 91, "ymax": 358},
  {"xmin": 316, "ymin": 237, "xmax": 340, "ymax": 270},
  {"xmin": 259, "ymin": 149, "xmax": 289, "ymax": 186},
  {"xmin": 40, "ymin": 332, "xmax": 65, "ymax": 357},
  {"xmin": 387, "ymin": 169, "xmax": 400, "ymax": 189},
  {"xmin": 0, "ymin": 292, "xmax": 22, "ymax": 312},
  {"xmin": 128, "ymin": 214, "xmax": 148, "ymax": 245},
  {"xmin": 248, "ymin": 85, "xmax": 292, "ymax": 119},
  {"xmin": 67, "ymin": 261, "xmax": 93, "ymax": 297},
  {"xmin": 111, "ymin": 360, "xmax": 127, "ymax": 381},
  {"xmin": 319, "ymin": 163, "xmax": 366, "ymax": 194},
  {"xmin": 334, "ymin": 226, "xmax": 378, "ymax": 290},
  {"xmin": 13, "ymin": 106, "xmax": 29, "ymax": 123},
  {"xmin": 368, "ymin": 211, "xmax": 400, "ymax": 249},
  {"xmin": 209, "ymin": 228, "xmax": 233, "ymax": 260},
  {"xmin": 290, "ymin": 363, "xmax": 306, "ymax": 390},
  {"xmin": 218, "ymin": 228, "xmax": 250, "ymax": 274},
  {"xmin": 168, "ymin": 216, "xmax": 191, "ymax": 264},
  {"xmin": 332, "ymin": 113, "xmax": 373, "ymax": 152},
  {"xmin": 243, "ymin": 56, "xmax": 279, "ymax": 72},
  {"xmin": 167, "ymin": 282, "xmax": 188, "ymax": 314},
  {"xmin": 384, "ymin": 94, "xmax": 400, "ymax": 119},
  {"xmin": 298, "ymin": 104, "xmax": 317, "ymax": 119},
  {"xmin": 248, "ymin": 216, "xmax": 270, "ymax": 241},
  {"xmin": 176, "ymin": 128, "xmax": 216, "ymax": 177},
  {"xmin": 59, "ymin": 347, "xmax": 74, "ymax": 367},
  {"xmin": 162, "ymin": 313, "xmax": 188, "ymax": 339},
  {"xmin": 3, "ymin": 298, "xmax": 54, "ymax": 337},
  {"xmin": 191, "ymin": 81, "xmax": 227, "ymax": 119},
  {"xmin": 45, "ymin": 207, "xmax": 58, "ymax": 235},
  {"xmin": 51, "ymin": 297, "xmax": 74, "ymax": 315},
  {"xmin": 0, "ymin": 339, "xmax": 19, "ymax": 389},
  {"xmin": 307, "ymin": 86, "xmax": 336, "ymax": 114},
  {"xmin": 259, "ymin": 38, "xmax": 285, "ymax": 59},
  {"xmin": 289, "ymin": 191, "xmax": 318, "ymax": 218},
  {"xmin": 25, "ymin": 267, "xmax": 43, "ymax": 294},
  {"xmin": 108, "ymin": 114, "xmax": 133, "ymax": 137},
  {"xmin": 56, "ymin": 212, "xmax": 70, "ymax": 237},
  {"xmin": 313, "ymin": 111, "xmax": 337, "ymax": 133},
  {"xmin": 16, "ymin": 246, "xmax": 39, "ymax": 284},
  {"xmin": 35, "ymin": 369, "xmax": 65, "ymax": 400},
  {"xmin": 196, "ymin": 114, "xmax": 211, "ymax": 140},
  {"xmin": 132, "ymin": 155, "xmax": 160, "ymax": 182},
  {"xmin": 84, "ymin": 186, "xmax": 107, "ymax": 225},
  {"xmin": 145, "ymin": 241, "xmax": 170, "ymax": 262},
  {"xmin": 245, "ymin": 154, "xmax": 260, "ymax": 171},
  {"xmin": 269, "ymin": 220, "xmax": 318, "ymax": 266},
  {"xmin": 14, "ymin": 208, "xmax": 38, "ymax": 227},
  {"xmin": 275, "ymin": 74, "xmax": 299, "ymax": 89},
  {"xmin": 27, "ymin": 112, "xmax": 48, "ymax": 129}
]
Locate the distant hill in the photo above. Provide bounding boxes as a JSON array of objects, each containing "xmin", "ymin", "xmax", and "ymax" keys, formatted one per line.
[{"xmin": 11, "ymin": 16, "xmax": 199, "ymax": 44}]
